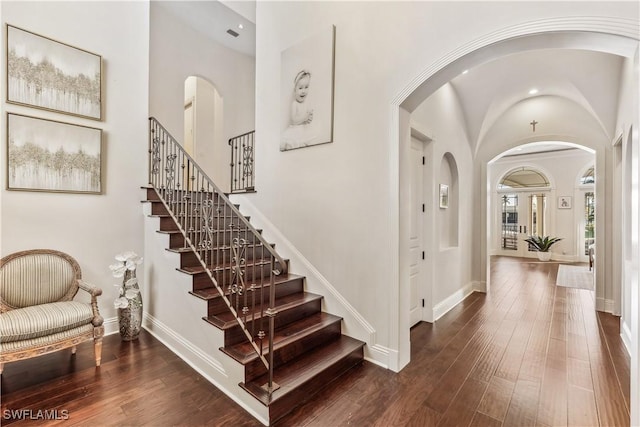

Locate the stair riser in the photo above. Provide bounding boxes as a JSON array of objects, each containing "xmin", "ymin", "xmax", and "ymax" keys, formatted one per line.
[
  {"xmin": 187, "ymin": 265, "xmax": 275, "ymax": 291},
  {"xmin": 147, "ymin": 188, "xmax": 223, "ymax": 203},
  {"xmin": 223, "ymin": 298, "xmax": 322, "ymax": 347},
  {"xmin": 151, "ymin": 201, "xmax": 237, "ymax": 217},
  {"xmin": 244, "ymin": 321, "xmax": 342, "ymax": 383},
  {"xmin": 168, "ymin": 231, "xmax": 263, "ymax": 249},
  {"xmin": 178, "ymin": 246, "xmax": 275, "ymax": 269},
  {"xmin": 159, "ymin": 215, "xmax": 250, "ymax": 232},
  {"xmin": 269, "ymin": 347, "xmax": 364, "ymax": 424},
  {"xmin": 211, "ymin": 277, "xmax": 304, "ymax": 318}
]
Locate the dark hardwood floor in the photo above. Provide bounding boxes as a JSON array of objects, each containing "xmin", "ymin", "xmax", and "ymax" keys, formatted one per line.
[{"xmin": 1, "ymin": 257, "xmax": 629, "ymax": 426}]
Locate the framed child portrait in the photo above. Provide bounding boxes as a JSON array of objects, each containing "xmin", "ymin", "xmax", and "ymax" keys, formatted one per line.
[{"xmin": 280, "ymin": 25, "xmax": 335, "ymax": 151}]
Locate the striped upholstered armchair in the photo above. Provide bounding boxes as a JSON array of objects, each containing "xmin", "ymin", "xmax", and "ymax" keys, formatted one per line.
[{"xmin": 0, "ymin": 249, "xmax": 104, "ymax": 373}]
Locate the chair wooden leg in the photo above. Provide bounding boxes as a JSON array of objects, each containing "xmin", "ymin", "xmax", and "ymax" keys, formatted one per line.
[
  {"xmin": 71, "ymin": 345, "xmax": 77, "ymax": 354},
  {"xmin": 94, "ymin": 338, "xmax": 103, "ymax": 367}
]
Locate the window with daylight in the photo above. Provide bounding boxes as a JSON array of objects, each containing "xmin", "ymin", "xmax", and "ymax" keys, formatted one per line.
[
  {"xmin": 580, "ymin": 166, "xmax": 595, "ymax": 185},
  {"xmin": 498, "ymin": 167, "xmax": 550, "ymax": 190}
]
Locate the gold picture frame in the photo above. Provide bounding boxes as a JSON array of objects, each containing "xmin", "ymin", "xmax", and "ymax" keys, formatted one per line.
[
  {"xmin": 6, "ymin": 24, "xmax": 102, "ymax": 120},
  {"xmin": 7, "ymin": 113, "xmax": 103, "ymax": 194}
]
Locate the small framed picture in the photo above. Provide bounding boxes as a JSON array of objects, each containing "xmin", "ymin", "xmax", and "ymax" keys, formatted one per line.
[
  {"xmin": 558, "ymin": 196, "xmax": 572, "ymax": 209},
  {"xmin": 7, "ymin": 113, "xmax": 102, "ymax": 194},
  {"xmin": 439, "ymin": 184, "xmax": 449, "ymax": 209}
]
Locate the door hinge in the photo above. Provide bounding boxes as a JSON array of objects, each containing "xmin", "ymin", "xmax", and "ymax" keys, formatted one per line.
[
  {"xmin": 422, "ymin": 204, "xmax": 425, "ymax": 212},
  {"xmin": 422, "ymin": 156, "xmax": 425, "ymax": 165},
  {"xmin": 422, "ymin": 299, "xmax": 425, "ymax": 307},
  {"xmin": 422, "ymin": 251, "xmax": 425, "ymax": 260}
]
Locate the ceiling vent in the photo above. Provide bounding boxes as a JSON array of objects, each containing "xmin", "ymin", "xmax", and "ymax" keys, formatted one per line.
[{"xmin": 226, "ymin": 29, "xmax": 239, "ymax": 38}]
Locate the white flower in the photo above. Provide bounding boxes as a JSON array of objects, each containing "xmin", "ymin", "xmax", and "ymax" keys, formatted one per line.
[
  {"xmin": 111, "ymin": 251, "xmax": 143, "ymax": 308},
  {"xmin": 125, "ymin": 288, "xmax": 140, "ymax": 299},
  {"xmin": 114, "ymin": 297, "xmax": 129, "ymax": 309},
  {"xmin": 109, "ymin": 262, "xmax": 127, "ymax": 278}
]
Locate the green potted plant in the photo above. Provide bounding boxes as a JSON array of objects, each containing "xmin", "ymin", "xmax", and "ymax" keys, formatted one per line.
[{"xmin": 524, "ymin": 235, "xmax": 562, "ymax": 261}]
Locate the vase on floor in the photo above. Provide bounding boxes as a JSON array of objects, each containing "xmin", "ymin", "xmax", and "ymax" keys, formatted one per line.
[{"xmin": 117, "ymin": 269, "xmax": 143, "ymax": 341}]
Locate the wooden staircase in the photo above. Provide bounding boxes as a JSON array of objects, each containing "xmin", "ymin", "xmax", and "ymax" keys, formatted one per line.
[{"xmin": 144, "ymin": 188, "xmax": 365, "ymax": 424}]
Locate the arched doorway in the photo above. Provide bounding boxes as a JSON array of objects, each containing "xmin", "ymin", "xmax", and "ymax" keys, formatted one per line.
[
  {"xmin": 393, "ymin": 20, "xmax": 639, "ymax": 412},
  {"xmin": 493, "ymin": 165, "xmax": 552, "ymax": 258},
  {"xmin": 183, "ymin": 76, "xmax": 228, "ymax": 192}
]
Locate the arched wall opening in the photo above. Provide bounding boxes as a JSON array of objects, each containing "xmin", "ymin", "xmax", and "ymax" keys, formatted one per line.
[
  {"xmin": 393, "ymin": 20, "xmax": 639, "ymax": 387},
  {"xmin": 439, "ymin": 152, "xmax": 459, "ymax": 248},
  {"xmin": 488, "ymin": 142, "xmax": 595, "ymax": 265},
  {"xmin": 183, "ymin": 76, "xmax": 228, "ymax": 192}
]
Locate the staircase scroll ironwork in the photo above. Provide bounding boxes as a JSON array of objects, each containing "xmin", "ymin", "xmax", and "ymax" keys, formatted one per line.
[
  {"xmin": 148, "ymin": 117, "xmax": 285, "ymax": 395},
  {"xmin": 229, "ymin": 130, "xmax": 255, "ymax": 193}
]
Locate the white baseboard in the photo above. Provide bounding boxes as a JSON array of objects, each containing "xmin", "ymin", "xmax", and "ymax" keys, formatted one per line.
[
  {"xmin": 433, "ymin": 282, "xmax": 477, "ymax": 321},
  {"xmin": 596, "ymin": 297, "xmax": 615, "ymax": 313},
  {"xmin": 472, "ymin": 281, "xmax": 487, "ymax": 293},
  {"xmin": 103, "ymin": 316, "xmax": 119, "ymax": 336},
  {"xmin": 142, "ymin": 312, "xmax": 269, "ymax": 426},
  {"xmin": 621, "ymin": 320, "xmax": 632, "ymax": 357},
  {"xmin": 366, "ymin": 344, "xmax": 395, "ymax": 370}
]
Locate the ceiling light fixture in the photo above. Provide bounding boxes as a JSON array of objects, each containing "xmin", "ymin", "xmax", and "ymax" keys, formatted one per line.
[
  {"xmin": 462, "ymin": 69, "xmax": 469, "ymax": 75},
  {"xmin": 238, "ymin": 24, "xmax": 244, "ymax": 30},
  {"xmin": 528, "ymin": 88, "xmax": 539, "ymax": 95}
]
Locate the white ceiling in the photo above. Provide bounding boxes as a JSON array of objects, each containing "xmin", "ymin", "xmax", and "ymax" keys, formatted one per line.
[
  {"xmin": 155, "ymin": 1, "xmax": 256, "ymax": 57},
  {"xmin": 449, "ymin": 48, "xmax": 625, "ymax": 153}
]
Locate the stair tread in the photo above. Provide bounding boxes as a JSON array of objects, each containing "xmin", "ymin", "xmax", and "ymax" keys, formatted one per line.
[
  {"xmin": 222, "ymin": 312, "xmax": 342, "ymax": 364},
  {"xmin": 190, "ymin": 273, "xmax": 305, "ymax": 300},
  {"xmin": 204, "ymin": 292, "xmax": 322, "ymax": 329},
  {"xmin": 241, "ymin": 335, "xmax": 365, "ymax": 406}
]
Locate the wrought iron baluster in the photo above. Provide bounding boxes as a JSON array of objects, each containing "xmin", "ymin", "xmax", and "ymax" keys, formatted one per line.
[
  {"xmin": 147, "ymin": 118, "xmax": 282, "ymax": 398},
  {"xmin": 229, "ymin": 131, "xmax": 255, "ymax": 193}
]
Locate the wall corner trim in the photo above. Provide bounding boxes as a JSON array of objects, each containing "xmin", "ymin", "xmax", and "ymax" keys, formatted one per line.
[
  {"xmin": 433, "ymin": 281, "xmax": 478, "ymax": 321},
  {"xmin": 621, "ymin": 320, "xmax": 632, "ymax": 357}
]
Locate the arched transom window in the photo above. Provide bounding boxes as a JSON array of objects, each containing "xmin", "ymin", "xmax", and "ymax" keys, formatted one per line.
[
  {"xmin": 498, "ymin": 167, "xmax": 550, "ymax": 190},
  {"xmin": 580, "ymin": 166, "xmax": 595, "ymax": 185}
]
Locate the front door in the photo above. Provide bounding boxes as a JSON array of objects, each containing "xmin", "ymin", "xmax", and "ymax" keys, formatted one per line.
[{"xmin": 498, "ymin": 192, "xmax": 549, "ymax": 258}]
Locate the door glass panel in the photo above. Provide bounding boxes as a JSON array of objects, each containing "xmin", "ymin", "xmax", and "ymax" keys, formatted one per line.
[
  {"xmin": 584, "ymin": 191, "xmax": 595, "ymax": 254},
  {"xmin": 527, "ymin": 194, "xmax": 546, "ymax": 250},
  {"xmin": 501, "ymin": 194, "xmax": 518, "ymax": 250}
]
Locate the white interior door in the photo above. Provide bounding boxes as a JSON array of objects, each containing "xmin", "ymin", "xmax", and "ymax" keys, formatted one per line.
[{"xmin": 409, "ymin": 137, "xmax": 424, "ymax": 326}]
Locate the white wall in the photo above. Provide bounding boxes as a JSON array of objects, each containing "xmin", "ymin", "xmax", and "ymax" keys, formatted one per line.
[
  {"xmin": 614, "ymin": 49, "xmax": 640, "ymax": 426},
  {"xmin": 0, "ymin": 1, "xmax": 150, "ymax": 326},
  {"xmin": 411, "ymin": 84, "xmax": 474, "ymax": 312},
  {"xmin": 253, "ymin": 1, "xmax": 638, "ymax": 368},
  {"xmin": 149, "ymin": 2, "xmax": 255, "ymax": 192}
]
